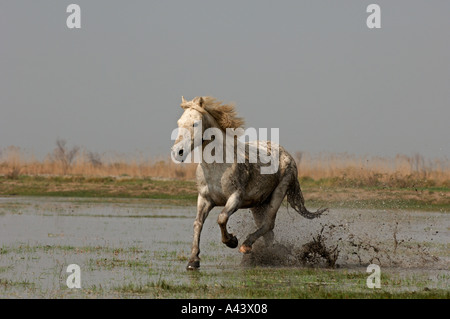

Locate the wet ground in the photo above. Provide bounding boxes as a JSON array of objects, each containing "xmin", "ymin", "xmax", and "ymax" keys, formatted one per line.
[{"xmin": 0, "ymin": 197, "xmax": 448, "ymax": 298}]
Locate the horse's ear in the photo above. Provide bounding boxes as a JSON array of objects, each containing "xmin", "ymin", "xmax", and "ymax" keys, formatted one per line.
[
  {"xmin": 181, "ymin": 96, "xmax": 186, "ymax": 104},
  {"xmin": 194, "ymin": 96, "xmax": 204, "ymax": 108}
]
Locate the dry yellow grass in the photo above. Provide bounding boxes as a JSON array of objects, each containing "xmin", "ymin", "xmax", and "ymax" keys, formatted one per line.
[
  {"xmin": 0, "ymin": 146, "xmax": 449, "ymax": 187},
  {"xmin": 0, "ymin": 146, "xmax": 197, "ymax": 180},
  {"xmin": 292, "ymin": 151, "xmax": 450, "ymax": 187}
]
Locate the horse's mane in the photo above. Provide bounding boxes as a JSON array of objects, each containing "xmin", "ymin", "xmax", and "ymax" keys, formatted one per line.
[{"xmin": 181, "ymin": 96, "xmax": 245, "ymax": 131}]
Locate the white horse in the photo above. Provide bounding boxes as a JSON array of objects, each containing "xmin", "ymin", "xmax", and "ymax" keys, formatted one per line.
[{"xmin": 172, "ymin": 96, "xmax": 327, "ymax": 270}]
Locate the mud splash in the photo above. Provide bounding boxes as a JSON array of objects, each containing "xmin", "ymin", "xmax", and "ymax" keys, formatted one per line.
[
  {"xmin": 241, "ymin": 225, "xmax": 340, "ymax": 268},
  {"xmin": 240, "ymin": 214, "xmax": 446, "ymax": 270}
]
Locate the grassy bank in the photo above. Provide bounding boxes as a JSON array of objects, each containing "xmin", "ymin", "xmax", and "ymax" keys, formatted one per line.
[
  {"xmin": 112, "ymin": 267, "xmax": 449, "ymax": 299},
  {"xmin": 0, "ymin": 175, "xmax": 448, "ymax": 211}
]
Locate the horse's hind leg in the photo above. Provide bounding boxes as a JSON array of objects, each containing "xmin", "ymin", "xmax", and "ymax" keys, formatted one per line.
[
  {"xmin": 240, "ymin": 176, "xmax": 291, "ymax": 254},
  {"xmin": 251, "ymin": 203, "xmax": 274, "ymax": 247}
]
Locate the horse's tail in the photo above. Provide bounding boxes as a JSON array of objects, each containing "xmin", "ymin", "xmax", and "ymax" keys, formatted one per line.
[{"xmin": 287, "ymin": 176, "xmax": 328, "ymax": 219}]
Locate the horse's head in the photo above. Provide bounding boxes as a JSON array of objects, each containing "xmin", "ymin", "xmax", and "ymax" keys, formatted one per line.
[{"xmin": 171, "ymin": 96, "xmax": 206, "ymax": 162}]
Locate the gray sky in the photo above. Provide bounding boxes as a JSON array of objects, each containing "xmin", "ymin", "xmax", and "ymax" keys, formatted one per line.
[{"xmin": 1, "ymin": 1, "xmax": 449, "ymax": 159}]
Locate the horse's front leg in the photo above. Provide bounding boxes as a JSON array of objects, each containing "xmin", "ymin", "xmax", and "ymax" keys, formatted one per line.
[
  {"xmin": 218, "ymin": 192, "xmax": 242, "ymax": 249},
  {"xmin": 187, "ymin": 195, "xmax": 214, "ymax": 270}
]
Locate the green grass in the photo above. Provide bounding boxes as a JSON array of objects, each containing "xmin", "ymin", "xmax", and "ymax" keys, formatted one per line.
[
  {"xmin": 0, "ymin": 175, "xmax": 198, "ymax": 203},
  {"xmin": 0, "ymin": 279, "xmax": 35, "ymax": 288},
  {"xmin": 307, "ymin": 198, "xmax": 449, "ymax": 212},
  {"xmin": 1, "ymin": 241, "xmax": 447, "ymax": 298},
  {"xmin": 0, "ymin": 244, "xmax": 146, "ymax": 256},
  {"xmin": 299, "ymin": 175, "xmax": 449, "ymax": 189},
  {"xmin": 0, "ymin": 175, "xmax": 448, "ymax": 211},
  {"xmin": 111, "ymin": 267, "xmax": 449, "ymax": 299}
]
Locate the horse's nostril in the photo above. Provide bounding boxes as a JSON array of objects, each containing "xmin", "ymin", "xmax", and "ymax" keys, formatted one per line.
[{"xmin": 178, "ymin": 149, "xmax": 184, "ymax": 157}]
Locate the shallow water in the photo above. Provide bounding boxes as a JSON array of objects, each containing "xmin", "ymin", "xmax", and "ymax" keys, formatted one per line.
[{"xmin": 0, "ymin": 197, "xmax": 448, "ymax": 298}]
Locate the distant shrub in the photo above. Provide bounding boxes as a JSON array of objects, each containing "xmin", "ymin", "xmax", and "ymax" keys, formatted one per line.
[
  {"xmin": 51, "ymin": 139, "xmax": 80, "ymax": 175},
  {"xmin": 6, "ymin": 166, "xmax": 21, "ymax": 180}
]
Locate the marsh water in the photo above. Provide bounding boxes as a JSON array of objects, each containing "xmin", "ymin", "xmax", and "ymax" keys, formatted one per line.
[{"xmin": 0, "ymin": 197, "xmax": 448, "ymax": 298}]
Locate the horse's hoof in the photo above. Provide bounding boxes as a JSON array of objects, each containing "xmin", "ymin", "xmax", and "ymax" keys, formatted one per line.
[
  {"xmin": 239, "ymin": 244, "xmax": 252, "ymax": 254},
  {"xmin": 186, "ymin": 260, "xmax": 200, "ymax": 270},
  {"xmin": 225, "ymin": 236, "xmax": 238, "ymax": 249}
]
